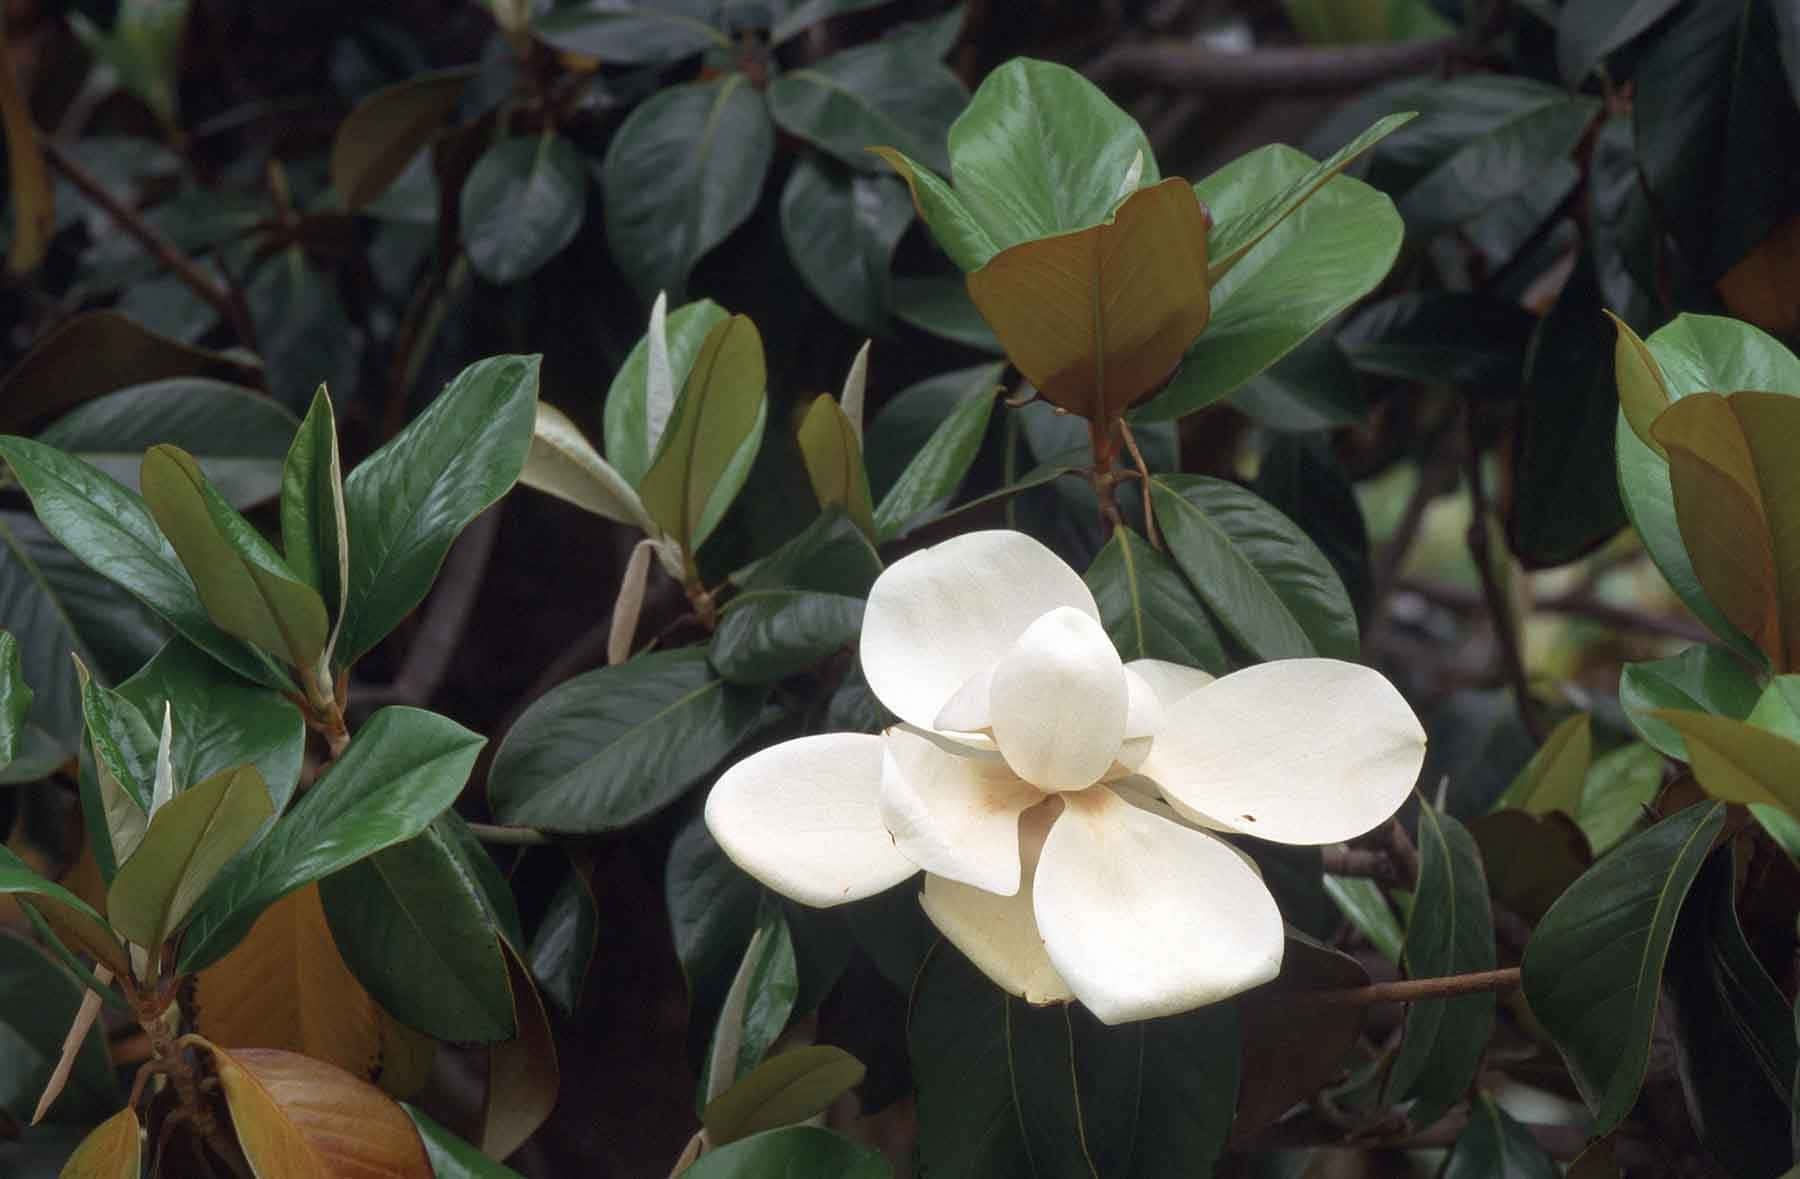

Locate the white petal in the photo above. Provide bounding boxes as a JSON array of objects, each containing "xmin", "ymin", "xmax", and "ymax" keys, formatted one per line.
[
  {"xmin": 1113, "ymin": 666, "xmax": 1165, "ymax": 773},
  {"xmin": 990, "ymin": 607, "xmax": 1126, "ymax": 790},
  {"xmin": 1126, "ymin": 658, "xmax": 1215, "ymax": 709},
  {"xmin": 1034, "ymin": 788, "xmax": 1284, "ymax": 1024},
  {"xmin": 880, "ymin": 727, "xmax": 1040, "ymax": 895},
  {"xmin": 933, "ymin": 664, "xmax": 994, "ymax": 733},
  {"xmin": 1142, "ymin": 658, "xmax": 1426, "ymax": 845},
  {"xmin": 919, "ymin": 802, "xmax": 1071, "ymax": 1005},
  {"xmin": 705, "ymin": 733, "xmax": 917, "ymax": 907},
  {"xmin": 860, "ymin": 531, "xmax": 1099, "ymax": 731}
]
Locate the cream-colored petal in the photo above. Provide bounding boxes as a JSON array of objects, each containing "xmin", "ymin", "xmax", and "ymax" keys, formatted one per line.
[
  {"xmin": 1114, "ymin": 666, "xmax": 1166, "ymax": 773},
  {"xmin": 933, "ymin": 664, "xmax": 994, "ymax": 734},
  {"xmin": 705, "ymin": 733, "xmax": 917, "ymax": 907},
  {"xmin": 990, "ymin": 608, "xmax": 1127, "ymax": 791},
  {"xmin": 860, "ymin": 531, "xmax": 1099, "ymax": 731},
  {"xmin": 880, "ymin": 727, "xmax": 1040, "ymax": 895},
  {"xmin": 1126, "ymin": 658, "xmax": 1215, "ymax": 709},
  {"xmin": 1142, "ymin": 658, "xmax": 1426, "ymax": 846},
  {"xmin": 919, "ymin": 801, "xmax": 1072, "ymax": 1005},
  {"xmin": 1034, "ymin": 788, "xmax": 1284, "ymax": 1025}
]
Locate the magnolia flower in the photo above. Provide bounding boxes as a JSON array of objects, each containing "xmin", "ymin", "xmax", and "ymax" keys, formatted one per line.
[{"xmin": 706, "ymin": 531, "xmax": 1426, "ymax": 1024}]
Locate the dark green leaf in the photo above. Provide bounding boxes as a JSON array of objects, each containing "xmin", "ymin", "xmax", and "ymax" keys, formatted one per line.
[
  {"xmin": 37, "ymin": 378, "xmax": 297, "ymax": 510},
  {"xmin": 667, "ymin": 813, "xmax": 763, "ymax": 1063},
  {"xmin": 177, "ymin": 705, "xmax": 485, "ymax": 973},
  {"xmin": 779, "ymin": 157, "xmax": 912, "ymax": 336},
  {"xmin": 711, "ymin": 591, "xmax": 863, "ymax": 684},
  {"xmin": 319, "ymin": 819, "xmax": 516, "ymax": 1042},
  {"xmin": 245, "ymin": 249, "xmax": 356, "ymax": 412},
  {"xmin": 871, "ymin": 365, "xmax": 997, "ymax": 541},
  {"xmin": 768, "ymin": 0, "xmax": 898, "ymax": 44},
  {"xmin": 279, "ymin": 385, "xmax": 348, "ymax": 639},
  {"xmin": 1337, "ymin": 292, "xmax": 1535, "ymax": 394},
  {"xmin": 1556, "ymin": 0, "xmax": 1682, "ymax": 85},
  {"xmin": 600, "ymin": 75, "xmax": 774, "ymax": 298},
  {"xmin": 682, "ymin": 1125, "xmax": 889, "ymax": 1179},
  {"xmin": 712, "ymin": 905, "xmax": 798, "ymax": 1090},
  {"xmin": 1322, "ymin": 875, "xmax": 1404, "ymax": 962},
  {"xmin": 1664, "ymin": 850, "xmax": 1796, "ymax": 1177},
  {"xmin": 1010, "ymin": 1001, "xmax": 1142, "ymax": 1177},
  {"xmin": 1251, "ymin": 434, "xmax": 1372, "ymax": 618},
  {"xmin": 0, "ymin": 633, "xmax": 31, "ymax": 765},
  {"xmin": 75, "ymin": 660, "xmax": 154, "ymax": 880},
  {"xmin": 461, "ymin": 133, "xmax": 588, "ymax": 284},
  {"xmin": 1128, "ymin": 1002, "xmax": 1238, "ymax": 1178},
  {"xmin": 1141, "ymin": 144, "xmax": 1402, "ymax": 421},
  {"xmin": 907, "ymin": 943, "xmax": 1032, "ymax": 1177},
  {"xmin": 404, "ymin": 1104, "xmax": 524, "ymax": 1179},
  {"xmin": 1619, "ymin": 645, "xmax": 1762, "ymax": 761},
  {"xmin": 1577, "ymin": 741, "xmax": 1662, "ymax": 855},
  {"xmin": 535, "ymin": 0, "xmax": 728, "ymax": 65},
  {"xmin": 0, "ymin": 843, "xmax": 130, "ymax": 979},
  {"xmin": 0, "ymin": 436, "xmax": 284, "ymax": 688},
  {"xmin": 1509, "ymin": 250, "xmax": 1625, "ymax": 565},
  {"xmin": 0, "ymin": 935, "xmax": 117, "ymax": 1125},
  {"xmin": 1228, "ymin": 332, "xmax": 1367, "ymax": 432},
  {"xmin": 1085, "ymin": 524, "xmax": 1228, "ymax": 672},
  {"xmin": 1385, "ymin": 806, "xmax": 1495, "ymax": 1129},
  {"xmin": 1442, "ymin": 1093, "xmax": 1558, "ymax": 1179},
  {"xmin": 1521, "ymin": 801, "xmax": 1726, "ymax": 1131},
  {"xmin": 767, "ymin": 39, "xmax": 966, "ymax": 175},
  {"xmin": 488, "ymin": 648, "xmax": 763, "ymax": 832},
  {"xmin": 338, "ymin": 354, "xmax": 539, "ymax": 665},
  {"xmin": 1150, "ymin": 474, "xmax": 1358, "ymax": 662},
  {"xmin": 1397, "ymin": 96, "xmax": 1596, "ymax": 234},
  {"xmin": 528, "ymin": 864, "xmax": 598, "ymax": 1020},
  {"xmin": 737, "ymin": 507, "xmax": 882, "ymax": 598},
  {"xmin": 888, "ymin": 276, "xmax": 1000, "ymax": 351}
]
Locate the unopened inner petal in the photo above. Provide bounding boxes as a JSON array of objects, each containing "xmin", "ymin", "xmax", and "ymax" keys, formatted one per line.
[{"xmin": 989, "ymin": 607, "xmax": 1128, "ymax": 791}]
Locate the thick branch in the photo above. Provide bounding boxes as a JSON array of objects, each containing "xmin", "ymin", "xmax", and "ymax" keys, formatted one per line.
[
  {"xmin": 38, "ymin": 134, "xmax": 256, "ymax": 347},
  {"xmin": 1089, "ymin": 35, "xmax": 1458, "ymax": 94},
  {"xmin": 1306, "ymin": 966, "xmax": 1521, "ymax": 1007}
]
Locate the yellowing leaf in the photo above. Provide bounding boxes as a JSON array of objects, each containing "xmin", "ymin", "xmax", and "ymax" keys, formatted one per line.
[
  {"xmin": 1653, "ymin": 391, "xmax": 1800, "ymax": 670},
  {"xmin": 58, "ymin": 1106, "xmax": 140, "ymax": 1179},
  {"xmin": 330, "ymin": 67, "xmax": 475, "ymax": 211},
  {"xmin": 0, "ymin": 22, "xmax": 53, "ymax": 276},
  {"xmin": 700, "ymin": 1044, "xmax": 865, "ymax": 1146},
  {"xmin": 1716, "ymin": 214, "xmax": 1800, "ymax": 338},
  {"xmin": 140, "ymin": 445, "xmax": 329, "ymax": 670},
  {"xmin": 1606, "ymin": 311, "xmax": 1671, "ymax": 458},
  {"xmin": 1493, "ymin": 713, "xmax": 1592, "ymax": 816},
  {"xmin": 1650, "ymin": 709, "xmax": 1800, "ymax": 813},
  {"xmin": 796, "ymin": 395, "xmax": 874, "ymax": 539},
  {"xmin": 480, "ymin": 941, "xmax": 559, "ymax": 1161},
  {"xmin": 637, "ymin": 315, "xmax": 767, "ymax": 557},
  {"xmin": 200, "ymin": 1040, "xmax": 432, "ymax": 1179},
  {"xmin": 193, "ymin": 883, "xmax": 389, "ymax": 1083},
  {"xmin": 965, "ymin": 178, "xmax": 1210, "ymax": 421},
  {"xmin": 107, "ymin": 764, "xmax": 271, "ymax": 951}
]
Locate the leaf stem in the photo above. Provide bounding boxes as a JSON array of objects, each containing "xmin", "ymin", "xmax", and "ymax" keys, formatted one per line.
[
  {"xmin": 1305, "ymin": 966, "xmax": 1521, "ymax": 1007},
  {"xmin": 1117, "ymin": 419, "xmax": 1160, "ymax": 549}
]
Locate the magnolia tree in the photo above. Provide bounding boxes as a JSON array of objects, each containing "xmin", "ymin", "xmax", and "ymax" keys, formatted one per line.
[{"xmin": 0, "ymin": 1, "xmax": 1798, "ymax": 1177}]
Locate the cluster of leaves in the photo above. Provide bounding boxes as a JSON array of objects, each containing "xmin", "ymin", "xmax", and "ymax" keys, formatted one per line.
[{"xmin": 0, "ymin": 0, "xmax": 1796, "ymax": 1177}]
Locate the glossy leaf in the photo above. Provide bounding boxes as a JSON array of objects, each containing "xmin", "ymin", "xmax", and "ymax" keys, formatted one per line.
[
  {"xmin": 604, "ymin": 298, "xmax": 729, "ymax": 488},
  {"xmin": 480, "ymin": 940, "xmax": 559, "ymax": 1160},
  {"xmin": 0, "ymin": 435, "xmax": 284, "ymax": 687},
  {"xmin": 779, "ymin": 157, "xmax": 912, "ymax": 336},
  {"xmin": 519, "ymin": 402, "xmax": 653, "ymax": 530},
  {"xmin": 0, "ymin": 934, "xmax": 117, "ymax": 1126},
  {"xmin": 871, "ymin": 365, "xmax": 998, "ymax": 542},
  {"xmin": 331, "ymin": 67, "xmax": 475, "ymax": 211},
  {"xmin": 1322, "ymin": 875, "xmax": 1403, "ymax": 962},
  {"xmin": 57, "ymin": 1107, "xmax": 140, "ymax": 1178},
  {"xmin": 1619, "ymin": 645, "xmax": 1762, "ymax": 760},
  {"xmin": 0, "ymin": 633, "xmax": 29, "ymax": 765},
  {"xmin": 108, "ymin": 763, "xmax": 271, "ymax": 950},
  {"xmin": 72, "ymin": 661, "xmax": 153, "ymax": 879},
  {"xmin": 1522, "ymin": 801, "xmax": 1725, "ymax": 1131},
  {"xmin": 0, "ymin": 844, "xmax": 129, "ymax": 979},
  {"xmin": 1337, "ymin": 291, "xmax": 1536, "ymax": 393},
  {"xmin": 140, "ymin": 445, "xmax": 329, "ymax": 670},
  {"xmin": 534, "ymin": 0, "xmax": 727, "ymax": 64},
  {"xmin": 319, "ymin": 818, "xmax": 516, "ymax": 1042},
  {"xmin": 1442, "ymin": 1093, "xmax": 1558, "ymax": 1179},
  {"xmin": 1150, "ymin": 474, "xmax": 1358, "ymax": 661},
  {"xmin": 796, "ymin": 395, "xmax": 874, "ymax": 538},
  {"xmin": 461, "ymin": 133, "xmax": 587, "ymax": 284},
  {"xmin": 1141, "ymin": 144, "xmax": 1402, "ymax": 421},
  {"xmin": 1129, "ymin": 1001, "xmax": 1238, "ymax": 1177},
  {"xmin": 1385, "ymin": 806, "xmax": 1495, "ymax": 1129},
  {"xmin": 202, "ymin": 1041, "xmax": 432, "ymax": 1179},
  {"xmin": 767, "ymin": 37, "xmax": 966, "ymax": 175},
  {"xmin": 37, "ymin": 378, "xmax": 297, "ymax": 510},
  {"xmin": 704, "ymin": 909, "xmax": 798, "ymax": 1098},
  {"xmin": 667, "ymin": 814, "xmax": 763, "ymax": 1062},
  {"xmin": 1653, "ymin": 391, "xmax": 1800, "ymax": 670},
  {"xmin": 338, "ymin": 354, "xmax": 539, "ymax": 665},
  {"xmin": 489, "ymin": 648, "xmax": 762, "ymax": 832},
  {"xmin": 1607, "ymin": 310, "xmax": 1672, "ymax": 458},
  {"xmin": 967, "ymin": 178, "xmax": 1211, "ymax": 421},
  {"xmin": 638, "ymin": 316, "xmax": 767, "ymax": 557},
  {"xmin": 1493, "ymin": 713, "xmax": 1591, "ymax": 816},
  {"xmin": 245, "ymin": 251, "xmax": 356, "ymax": 412},
  {"xmin": 1229, "ymin": 332, "xmax": 1366, "ymax": 432},
  {"xmin": 405, "ymin": 1105, "xmax": 523, "ymax": 1179},
  {"xmin": 1085, "ymin": 524, "xmax": 1228, "ymax": 672},
  {"xmin": 702, "ymin": 1042, "xmax": 864, "ymax": 1146},
  {"xmin": 528, "ymin": 865, "xmax": 598, "ymax": 1019},
  {"xmin": 1399, "ymin": 96, "xmax": 1597, "ymax": 233},
  {"xmin": 1664, "ymin": 850, "xmax": 1796, "ymax": 1176},
  {"xmin": 601, "ymin": 75, "xmax": 773, "ymax": 298},
  {"xmin": 683, "ymin": 1126, "xmax": 890, "ymax": 1179},
  {"xmin": 907, "ymin": 943, "xmax": 1033, "ymax": 1176},
  {"xmin": 889, "ymin": 276, "xmax": 1001, "ymax": 350},
  {"xmin": 735, "ymin": 508, "xmax": 883, "ymax": 599},
  {"xmin": 178, "ymin": 706, "xmax": 484, "ymax": 973},
  {"xmin": 1577, "ymin": 742, "xmax": 1663, "ymax": 856},
  {"xmin": 711, "ymin": 590, "xmax": 864, "ymax": 685},
  {"xmin": 1651, "ymin": 709, "xmax": 1800, "ymax": 812},
  {"xmin": 280, "ymin": 387, "xmax": 349, "ymax": 664}
]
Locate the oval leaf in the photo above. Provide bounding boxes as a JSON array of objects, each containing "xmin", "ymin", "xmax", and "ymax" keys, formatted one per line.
[
  {"xmin": 1085, "ymin": 524, "xmax": 1228, "ymax": 671},
  {"xmin": 711, "ymin": 590, "xmax": 865, "ymax": 685},
  {"xmin": 461, "ymin": 133, "xmax": 588, "ymax": 284},
  {"xmin": 795, "ymin": 395, "xmax": 874, "ymax": 538},
  {"xmin": 702, "ymin": 1044, "xmax": 865, "ymax": 1146},
  {"xmin": 767, "ymin": 39, "xmax": 966, "ymax": 175},
  {"xmin": 331, "ymin": 67, "xmax": 475, "ymax": 211},
  {"xmin": 0, "ymin": 844, "xmax": 129, "ymax": 979},
  {"xmin": 57, "ymin": 1106, "xmax": 140, "ymax": 1178},
  {"xmin": 1493, "ymin": 712, "xmax": 1592, "ymax": 816},
  {"xmin": 1619, "ymin": 644, "xmax": 1762, "ymax": 761},
  {"xmin": 518, "ymin": 402, "xmax": 651, "ymax": 531}
]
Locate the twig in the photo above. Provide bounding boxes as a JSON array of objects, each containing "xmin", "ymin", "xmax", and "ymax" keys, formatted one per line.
[
  {"xmin": 467, "ymin": 822, "xmax": 554, "ymax": 846},
  {"xmin": 1395, "ymin": 575, "xmax": 1711, "ymax": 643},
  {"xmin": 37, "ymin": 134, "xmax": 257, "ymax": 349},
  {"xmin": 1117, "ymin": 420, "xmax": 1161, "ymax": 549},
  {"xmin": 1088, "ymin": 35, "xmax": 1459, "ymax": 94},
  {"xmin": 1464, "ymin": 412, "xmax": 1544, "ymax": 742},
  {"xmin": 1305, "ymin": 966, "xmax": 1521, "ymax": 1007},
  {"xmin": 1319, "ymin": 845, "xmax": 1406, "ymax": 884},
  {"xmin": 1386, "ymin": 818, "xmax": 1421, "ymax": 886}
]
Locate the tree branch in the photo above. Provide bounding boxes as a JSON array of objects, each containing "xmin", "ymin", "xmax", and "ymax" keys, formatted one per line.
[
  {"xmin": 1464, "ymin": 412, "xmax": 1544, "ymax": 742},
  {"xmin": 1396, "ymin": 574, "xmax": 1712, "ymax": 643},
  {"xmin": 37, "ymin": 134, "xmax": 257, "ymax": 349},
  {"xmin": 1305, "ymin": 966, "xmax": 1521, "ymax": 1007},
  {"xmin": 1088, "ymin": 35, "xmax": 1459, "ymax": 95}
]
